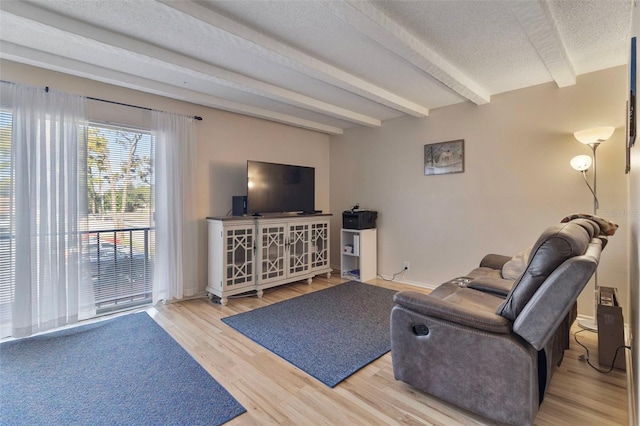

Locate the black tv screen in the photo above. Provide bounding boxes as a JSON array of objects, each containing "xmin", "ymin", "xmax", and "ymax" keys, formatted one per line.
[{"xmin": 247, "ymin": 160, "xmax": 315, "ymax": 215}]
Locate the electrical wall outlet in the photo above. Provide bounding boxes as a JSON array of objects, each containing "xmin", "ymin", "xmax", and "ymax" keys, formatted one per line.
[{"xmin": 403, "ymin": 261, "xmax": 410, "ymax": 271}]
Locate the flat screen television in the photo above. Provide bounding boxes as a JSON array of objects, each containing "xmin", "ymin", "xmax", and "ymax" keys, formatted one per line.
[{"xmin": 247, "ymin": 160, "xmax": 315, "ymax": 215}]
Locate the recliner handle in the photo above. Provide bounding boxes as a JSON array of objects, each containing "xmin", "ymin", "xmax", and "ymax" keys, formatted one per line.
[{"xmin": 412, "ymin": 324, "xmax": 430, "ymax": 336}]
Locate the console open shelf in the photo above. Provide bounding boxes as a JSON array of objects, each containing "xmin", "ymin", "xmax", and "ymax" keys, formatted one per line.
[{"xmin": 340, "ymin": 228, "xmax": 376, "ymax": 282}]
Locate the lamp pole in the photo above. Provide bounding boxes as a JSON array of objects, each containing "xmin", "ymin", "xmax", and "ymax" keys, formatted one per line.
[
  {"xmin": 578, "ymin": 142, "xmax": 600, "ymax": 331},
  {"xmin": 590, "ymin": 142, "xmax": 600, "ymax": 213}
]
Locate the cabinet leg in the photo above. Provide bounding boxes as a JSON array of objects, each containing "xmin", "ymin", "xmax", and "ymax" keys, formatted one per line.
[
  {"xmin": 220, "ymin": 297, "xmax": 228, "ymax": 306},
  {"xmin": 257, "ymin": 289, "xmax": 264, "ymax": 298},
  {"xmin": 307, "ymin": 277, "xmax": 313, "ymax": 284},
  {"xmin": 326, "ymin": 272, "xmax": 331, "ymax": 279}
]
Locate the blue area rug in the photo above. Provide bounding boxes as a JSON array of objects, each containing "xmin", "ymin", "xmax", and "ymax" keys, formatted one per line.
[
  {"xmin": 222, "ymin": 281, "xmax": 397, "ymax": 387},
  {"xmin": 0, "ymin": 312, "xmax": 245, "ymax": 426}
]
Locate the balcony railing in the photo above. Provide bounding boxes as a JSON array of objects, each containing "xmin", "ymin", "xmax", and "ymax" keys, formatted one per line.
[
  {"xmin": 81, "ymin": 227, "xmax": 154, "ymax": 314},
  {"xmin": 0, "ymin": 226, "xmax": 154, "ymax": 315}
]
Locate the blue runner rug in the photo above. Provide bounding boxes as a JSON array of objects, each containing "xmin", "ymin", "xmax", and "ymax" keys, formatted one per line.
[
  {"xmin": 222, "ymin": 281, "xmax": 397, "ymax": 387},
  {"xmin": 0, "ymin": 312, "xmax": 245, "ymax": 426}
]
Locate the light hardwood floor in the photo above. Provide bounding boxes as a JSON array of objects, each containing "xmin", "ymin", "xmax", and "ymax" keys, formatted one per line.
[{"xmin": 148, "ymin": 276, "xmax": 628, "ymax": 425}]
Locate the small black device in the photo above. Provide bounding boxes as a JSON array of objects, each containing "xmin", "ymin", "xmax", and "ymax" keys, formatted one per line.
[
  {"xmin": 232, "ymin": 195, "xmax": 247, "ymax": 216},
  {"xmin": 342, "ymin": 210, "xmax": 377, "ymax": 230}
]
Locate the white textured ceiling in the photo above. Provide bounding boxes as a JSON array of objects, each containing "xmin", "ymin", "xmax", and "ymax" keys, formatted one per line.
[{"xmin": 0, "ymin": 0, "xmax": 634, "ymax": 134}]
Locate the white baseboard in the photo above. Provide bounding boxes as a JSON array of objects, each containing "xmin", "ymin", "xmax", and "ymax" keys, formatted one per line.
[
  {"xmin": 627, "ymin": 348, "xmax": 636, "ymax": 426},
  {"xmin": 576, "ymin": 313, "xmax": 595, "ymax": 324},
  {"xmin": 330, "ymin": 264, "xmax": 437, "ymax": 289},
  {"xmin": 387, "ymin": 277, "xmax": 438, "ymax": 290},
  {"xmin": 626, "ymin": 328, "xmax": 636, "ymax": 426}
]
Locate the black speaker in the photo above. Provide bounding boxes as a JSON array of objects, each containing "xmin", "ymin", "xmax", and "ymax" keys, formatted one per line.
[{"xmin": 232, "ymin": 196, "xmax": 247, "ymax": 216}]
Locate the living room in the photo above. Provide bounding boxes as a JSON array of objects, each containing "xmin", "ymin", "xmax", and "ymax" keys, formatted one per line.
[{"xmin": 1, "ymin": 1, "xmax": 639, "ymax": 425}]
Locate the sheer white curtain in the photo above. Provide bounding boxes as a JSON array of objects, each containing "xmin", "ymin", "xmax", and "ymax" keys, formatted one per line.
[
  {"xmin": 7, "ymin": 84, "xmax": 94, "ymax": 338},
  {"xmin": 152, "ymin": 111, "xmax": 199, "ymax": 303}
]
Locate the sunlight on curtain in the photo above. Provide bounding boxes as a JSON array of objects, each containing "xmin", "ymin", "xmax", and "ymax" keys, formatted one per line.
[
  {"xmin": 3, "ymin": 84, "xmax": 94, "ymax": 338},
  {"xmin": 152, "ymin": 111, "xmax": 198, "ymax": 303}
]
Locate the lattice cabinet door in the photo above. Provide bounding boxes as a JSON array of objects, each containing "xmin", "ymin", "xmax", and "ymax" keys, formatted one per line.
[
  {"xmin": 257, "ymin": 222, "xmax": 287, "ymax": 285},
  {"xmin": 310, "ymin": 220, "xmax": 330, "ymax": 271},
  {"xmin": 209, "ymin": 215, "xmax": 332, "ymax": 303},
  {"xmin": 287, "ymin": 222, "xmax": 311, "ymax": 278},
  {"xmin": 223, "ymin": 225, "xmax": 255, "ymax": 289}
]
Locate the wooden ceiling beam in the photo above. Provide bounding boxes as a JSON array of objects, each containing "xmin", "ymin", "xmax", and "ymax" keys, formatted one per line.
[
  {"xmin": 319, "ymin": 0, "xmax": 491, "ymax": 105},
  {"xmin": 509, "ymin": 0, "xmax": 576, "ymax": 87}
]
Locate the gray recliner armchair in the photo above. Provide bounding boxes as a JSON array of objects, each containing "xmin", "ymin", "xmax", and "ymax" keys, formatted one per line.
[{"xmin": 390, "ymin": 218, "xmax": 609, "ymax": 425}]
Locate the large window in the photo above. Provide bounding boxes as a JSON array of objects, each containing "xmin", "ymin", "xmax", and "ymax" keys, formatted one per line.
[{"xmin": 84, "ymin": 123, "xmax": 155, "ymax": 313}]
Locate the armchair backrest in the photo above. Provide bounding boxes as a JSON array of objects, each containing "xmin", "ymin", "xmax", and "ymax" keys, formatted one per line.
[
  {"xmin": 513, "ymin": 238, "xmax": 602, "ymax": 350},
  {"xmin": 496, "ymin": 220, "xmax": 597, "ymax": 321}
]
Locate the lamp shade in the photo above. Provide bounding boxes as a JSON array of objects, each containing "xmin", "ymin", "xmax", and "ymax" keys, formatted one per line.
[
  {"xmin": 570, "ymin": 155, "xmax": 592, "ymax": 171},
  {"xmin": 573, "ymin": 126, "xmax": 615, "ymax": 144}
]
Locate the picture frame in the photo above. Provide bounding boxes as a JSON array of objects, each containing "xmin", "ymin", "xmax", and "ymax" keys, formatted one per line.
[
  {"xmin": 627, "ymin": 100, "xmax": 631, "ymax": 174},
  {"xmin": 629, "ymin": 36, "xmax": 636, "ymax": 148},
  {"xmin": 424, "ymin": 139, "xmax": 464, "ymax": 176},
  {"xmin": 626, "ymin": 36, "xmax": 636, "ymax": 174}
]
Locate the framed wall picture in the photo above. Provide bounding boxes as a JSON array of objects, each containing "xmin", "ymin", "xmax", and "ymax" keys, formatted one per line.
[
  {"xmin": 424, "ymin": 139, "xmax": 464, "ymax": 175},
  {"xmin": 627, "ymin": 36, "xmax": 636, "ymax": 174},
  {"xmin": 629, "ymin": 36, "xmax": 636, "ymax": 148}
]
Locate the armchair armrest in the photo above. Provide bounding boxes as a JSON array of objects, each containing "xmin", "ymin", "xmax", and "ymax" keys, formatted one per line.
[
  {"xmin": 468, "ymin": 275, "xmax": 514, "ymax": 297},
  {"xmin": 479, "ymin": 253, "xmax": 512, "ymax": 270},
  {"xmin": 393, "ymin": 288, "xmax": 512, "ymax": 334}
]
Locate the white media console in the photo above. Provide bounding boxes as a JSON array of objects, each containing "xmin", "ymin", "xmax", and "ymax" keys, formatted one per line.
[{"xmin": 206, "ymin": 214, "xmax": 332, "ymax": 305}]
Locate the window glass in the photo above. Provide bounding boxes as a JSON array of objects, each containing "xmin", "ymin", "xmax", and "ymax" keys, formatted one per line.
[{"xmin": 85, "ymin": 123, "xmax": 155, "ymax": 313}]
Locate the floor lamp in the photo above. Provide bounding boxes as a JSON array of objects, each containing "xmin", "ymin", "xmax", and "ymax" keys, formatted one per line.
[{"xmin": 570, "ymin": 126, "xmax": 615, "ymax": 331}]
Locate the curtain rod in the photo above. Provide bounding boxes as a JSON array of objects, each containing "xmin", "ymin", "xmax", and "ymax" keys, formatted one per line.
[
  {"xmin": 1, "ymin": 80, "xmax": 202, "ymax": 121},
  {"xmin": 51, "ymin": 86, "xmax": 203, "ymax": 121},
  {"xmin": 85, "ymin": 93, "xmax": 203, "ymax": 121}
]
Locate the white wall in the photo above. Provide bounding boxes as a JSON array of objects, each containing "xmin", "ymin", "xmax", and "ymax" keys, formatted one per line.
[
  {"xmin": 330, "ymin": 66, "xmax": 629, "ymax": 317},
  {"xmin": 0, "ymin": 60, "xmax": 331, "ymax": 292}
]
